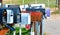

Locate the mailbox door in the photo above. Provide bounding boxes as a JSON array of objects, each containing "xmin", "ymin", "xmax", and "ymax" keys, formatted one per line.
[
  {"xmin": 6, "ymin": 9, "xmax": 13, "ymax": 24},
  {"xmin": 31, "ymin": 12, "xmax": 43, "ymax": 22}
]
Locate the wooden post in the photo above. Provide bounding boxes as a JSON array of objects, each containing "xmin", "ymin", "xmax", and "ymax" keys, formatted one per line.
[
  {"xmin": 31, "ymin": 12, "xmax": 43, "ymax": 35},
  {"xmin": 58, "ymin": 0, "xmax": 60, "ymax": 9},
  {"xmin": 33, "ymin": 22, "xmax": 37, "ymax": 35},
  {"xmin": 40, "ymin": 21, "xmax": 42, "ymax": 35}
]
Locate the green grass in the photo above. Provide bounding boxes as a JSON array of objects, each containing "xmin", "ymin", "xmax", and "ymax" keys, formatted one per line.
[
  {"xmin": 4, "ymin": 0, "xmax": 57, "ymax": 8},
  {"xmin": 6, "ymin": 27, "xmax": 46, "ymax": 35},
  {"xmin": 16, "ymin": 27, "xmax": 30, "ymax": 35},
  {"xmin": 16, "ymin": 27, "xmax": 20, "ymax": 33},
  {"xmin": 52, "ymin": 10, "xmax": 60, "ymax": 14}
]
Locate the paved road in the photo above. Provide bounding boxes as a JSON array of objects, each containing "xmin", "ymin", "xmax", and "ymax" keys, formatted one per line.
[{"xmin": 44, "ymin": 14, "xmax": 60, "ymax": 35}]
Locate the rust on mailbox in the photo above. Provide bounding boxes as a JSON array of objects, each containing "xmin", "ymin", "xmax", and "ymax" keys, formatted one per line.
[{"xmin": 31, "ymin": 12, "xmax": 43, "ymax": 22}]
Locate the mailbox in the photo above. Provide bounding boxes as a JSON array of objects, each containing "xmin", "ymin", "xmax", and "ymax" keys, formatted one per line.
[
  {"xmin": 3, "ymin": 4, "xmax": 21, "ymax": 23},
  {"xmin": 26, "ymin": 6, "xmax": 45, "ymax": 35},
  {"xmin": 0, "ymin": 7, "xmax": 21, "ymax": 24},
  {"xmin": 0, "ymin": 8, "xmax": 16, "ymax": 31},
  {"xmin": 26, "ymin": 6, "xmax": 46, "ymax": 19},
  {"xmin": 21, "ymin": 13, "xmax": 31, "ymax": 25}
]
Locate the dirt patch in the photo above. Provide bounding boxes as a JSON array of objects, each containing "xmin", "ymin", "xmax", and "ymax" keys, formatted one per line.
[{"xmin": 50, "ymin": 14, "xmax": 60, "ymax": 20}]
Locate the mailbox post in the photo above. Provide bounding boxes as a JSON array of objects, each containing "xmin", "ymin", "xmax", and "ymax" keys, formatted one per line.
[
  {"xmin": 31, "ymin": 12, "xmax": 43, "ymax": 35},
  {"xmin": 26, "ymin": 6, "xmax": 46, "ymax": 35}
]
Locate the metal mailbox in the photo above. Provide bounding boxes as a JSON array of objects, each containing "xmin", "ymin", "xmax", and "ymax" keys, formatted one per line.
[{"xmin": 21, "ymin": 13, "xmax": 31, "ymax": 25}]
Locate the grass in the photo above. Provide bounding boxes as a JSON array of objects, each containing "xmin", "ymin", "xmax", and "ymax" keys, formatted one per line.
[
  {"xmin": 3, "ymin": 0, "xmax": 57, "ymax": 8},
  {"xmin": 6, "ymin": 27, "xmax": 46, "ymax": 35},
  {"xmin": 16, "ymin": 27, "xmax": 30, "ymax": 35},
  {"xmin": 51, "ymin": 10, "xmax": 60, "ymax": 14},
  {"xmin": 16, "ymin": 27, "xmax": 20, "ymax": 33}
]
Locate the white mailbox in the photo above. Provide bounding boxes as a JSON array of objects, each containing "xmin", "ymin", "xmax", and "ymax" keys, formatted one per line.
[{"xmin": 21, "ymin": 13, "xmax": 31, "ymax": 25}]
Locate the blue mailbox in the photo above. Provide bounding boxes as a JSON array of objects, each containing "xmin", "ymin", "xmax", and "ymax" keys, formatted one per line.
[{"xmin": 0, "ymin": 8, "xmax": 15, "ymax": 31}]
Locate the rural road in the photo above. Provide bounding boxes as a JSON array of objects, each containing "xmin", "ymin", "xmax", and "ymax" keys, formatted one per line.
[{"xmin": 44, "ymin": 14, "xmax": 60, "ymax": 35}]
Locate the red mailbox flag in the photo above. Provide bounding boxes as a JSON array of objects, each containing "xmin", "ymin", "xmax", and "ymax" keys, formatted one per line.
[
  {"xmin": 31, "ymin": 12, "xmax": 43, "ymax": 22},
  {"xmin": 25, "ymin": 24, "xmax": 30, "ymax": 30}
]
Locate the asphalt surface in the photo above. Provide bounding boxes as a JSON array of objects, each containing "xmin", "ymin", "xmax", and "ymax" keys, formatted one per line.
[{"xmin": 44, "ymin": 14, "xmax": 60, "ymax": 35}]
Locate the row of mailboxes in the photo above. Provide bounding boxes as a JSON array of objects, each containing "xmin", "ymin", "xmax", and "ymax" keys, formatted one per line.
[
  {"xmin": 0, "ymin": 7, "xmax": 43, "ymax": 30},
  {"xmin": 0, "ymin": 4, "xmax": 50, "ymax": 24},
  {"xmin": 0, "ymin": 5, "xmax": 50, "ymax": 33},
  {"xmin": 0, "ymin": 8, "xmax": 43, "ymax": 24}
]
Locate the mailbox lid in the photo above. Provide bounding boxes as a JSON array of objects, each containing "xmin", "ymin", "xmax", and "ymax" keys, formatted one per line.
[
  {"xmin": 6, "ymin": 9, "xmax": 13, "ymax": 24},
  {"xmin": 26, "ymin": 6, "xmax": 45, "ymax": 13}
]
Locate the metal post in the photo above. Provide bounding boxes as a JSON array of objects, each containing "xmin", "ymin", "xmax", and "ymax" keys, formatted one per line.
[
  {"xmin": 13, "ymin": 25, "xmax": 16, "ymax": 35},
  {"xmin": 31, "ymin": 22, "xmax": 34, "ymax": 35},
  {"xmin": 13, "ymin": 31, "xmax": 16, "ymax": 35},
  {"xmin": 19, "ymin": 24, "xmax": 21, "ymax": 35},
  {"xmin": 42, "ymin": 19, "xmax": 44, "ymax": 35},
  {"xmin": 36, "ymin": 22, "xmax": 40, "ymax": 35}
]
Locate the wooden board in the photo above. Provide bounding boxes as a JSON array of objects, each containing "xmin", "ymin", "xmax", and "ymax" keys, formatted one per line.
[{"xmin": 31, "ymin": 12, "xmax": 43, "ymax": 22}]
